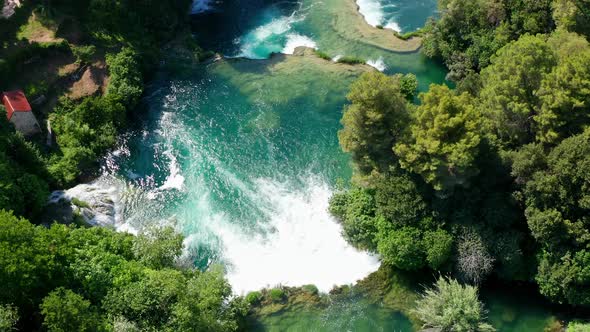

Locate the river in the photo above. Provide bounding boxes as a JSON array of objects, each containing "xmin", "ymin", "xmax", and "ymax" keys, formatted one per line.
[{"xmin": 62, "ymin": 0, "xmax": 561, "ymax": 330}]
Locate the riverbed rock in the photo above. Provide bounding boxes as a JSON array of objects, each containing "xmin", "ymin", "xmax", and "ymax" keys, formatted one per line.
[{"xmin": 45, "ymin": 181, "xmax": 119, "ymax": 228}]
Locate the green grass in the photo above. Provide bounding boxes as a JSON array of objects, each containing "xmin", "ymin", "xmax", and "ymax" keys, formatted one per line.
[{"xmin": 314, "ymin": 49, "xmax": 332, "ymax": 61}]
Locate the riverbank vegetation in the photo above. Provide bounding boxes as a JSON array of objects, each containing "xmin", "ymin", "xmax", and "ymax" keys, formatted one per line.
[
  {"xmin": 0, "ymin": 210, "xmax": 247, "ymax": 331},
  {"xmin": 331, "ymin": 0, "xmax": 590, "ymax": 327},
  {"xmin": 0, "ymin": 0, "xmax": 204, "ymax": 199}
]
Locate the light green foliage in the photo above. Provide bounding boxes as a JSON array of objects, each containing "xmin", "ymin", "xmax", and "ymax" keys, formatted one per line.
[
  {"xmin": 568, "ymin": 321, "xmax": 590, "ymax": 332},
  {"xmin": 40, "ymin": 288, "xmax": 98, "ymax": 332},
  {"xmin": 0, "ymin": 304, "xmax": 18, "ymax": 332},
  {"xmin": 479, "ymin": 34, "xmax": 556, "ymax": 146},
  {"xmin": 536, "ymin": 32, "xmax": 590, "ymax": 143},
  {"xmin": 269, "ymin": 288, "xmax": 285, "ymax": 302},
  {"xmin": 132, "ymin": 226, "xmax": 184, "ymax": 269},
  {"xmin": 395, "ymin": 84, "xmax": 482, "ymax": 191},
  {"xmin": 329, "ymin": 187, "xmax": 378, "ymax": 250},
  {"xmin": 553, "ymin": 0, "xmax": 590, "ymax": 37},
  {"xmin": 339, "ymin": 71, "xmax": 410, "ymax": 174},
  {"xmin": 414, "ymin": 277, "xmax": 495, "ymax": 332},
  {"xmin": 245, "ymin": 291, "xmax": 263, "ymax": 305}
]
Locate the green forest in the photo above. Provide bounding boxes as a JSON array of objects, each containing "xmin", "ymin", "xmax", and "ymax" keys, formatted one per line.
[
  {"xmin": 331, "ymin": 0, "xmax": 590, "ymax": 329},
  {"xmin": 2, "ymin": 0, "xmax": 590, "ymax": 330}
]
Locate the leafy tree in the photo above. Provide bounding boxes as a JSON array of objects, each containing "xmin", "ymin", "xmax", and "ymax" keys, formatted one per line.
[
  {"xmin": 376, "ymin": 224, "xmax": 425, "ymax": 270},
  {"xmin": 522, "ymin": 131, "xmax": 590, "ymax": 305},
  {"xmin": 338, "ymin": 71, "xmax": 410, "ymax": 174},
  {"xmin": 169, "ymin": 267, "xmax": 247, "ymax": 332},
  {"xmin": 536, "ymin": 32, "xmax": 590, "ymax": 143},
  {"xmin": 423, "ymin": 229, "xmax": 454, "ymax": 269},
  {"xmin": 399, "ymin": 73, "xmax": 419, "ymax": 101},
  {"xmin": 413, "ymin": 277, "xmax": 495, "ymax": 332},
  {"xmin": 40, "ymin": 288, "xmax": 99, "ymax": 332},
  {"xmin": 395, "ymin": 84, "xmax": 482, "ymax": 191},
  {"xmin": 479, "ymin": 34, "xmax": 556, "ymax": 146},
  {"xmin": 106, "ymin": 48, "xmax": 143, "ymax": 107},
  {"xmin": 329, "ymin": 187, "xmax": 379, "ymax": 250},
  {"xmin": 132, "ymin": 226, "xmax": 184, "ymax": 270}
]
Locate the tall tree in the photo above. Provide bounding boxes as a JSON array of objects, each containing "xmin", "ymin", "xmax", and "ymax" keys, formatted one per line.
[
  {"xmin": 395, "ymin": 85, "xmax": 482, "ymax": 191},
  {"xmin": 338, "ymin": 71, "xmax": 410, "ymax": 175}
]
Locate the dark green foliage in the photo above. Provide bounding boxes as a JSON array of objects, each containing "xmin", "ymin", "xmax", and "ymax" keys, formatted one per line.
[
  {"xmin": 422, "ymin": 0, "xmax": 554, "ymax": 80},
  {"xmin": 519, "ymin": 132, "xmax": 590, "ymax": 305},
  {"xmin": 0, "ymin": 111, "xmax": 49, "ymax": 219},
  {"xmin": 71, "ymin": 45, "xmax": 97, "ymax": 64}
]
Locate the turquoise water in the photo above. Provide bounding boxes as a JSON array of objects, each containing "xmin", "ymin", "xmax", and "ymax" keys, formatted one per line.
[{"xmin": 90, "ymin": 0, "xmax": 559, "ymax": 330}]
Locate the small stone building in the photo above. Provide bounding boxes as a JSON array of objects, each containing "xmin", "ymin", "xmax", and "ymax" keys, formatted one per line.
[{"xmin": 2, "ymin": 90, "xmax": 41, "ymax": 136}]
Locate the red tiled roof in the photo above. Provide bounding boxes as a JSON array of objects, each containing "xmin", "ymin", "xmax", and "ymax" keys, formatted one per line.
[{"xmin": 2, "ymin": 90, "xmax": 32, "ymax": 120}]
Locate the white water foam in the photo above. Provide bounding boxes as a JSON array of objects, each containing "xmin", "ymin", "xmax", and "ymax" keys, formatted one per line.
[
  {"xmin": 281, "ymin": 33, "xmax": 317, "ymax": 54},
  {"xmin": 356, "ymin": 0, "xmax": 384, "ymax": 27},
  {"xmin": 207, "ymin": 177, "xmax": 380, "ymax": 294},
  {"xmin": 367, "ymin": 56, "xmax": 387, "ymax": 71},
  {"xmin": 159, "ymin": 150, "xmax": 185, "ymax": 191},
  {"xmin": 191, "ymin": 0, "xmax": 212, "ymax": 14},
  {"xmin": 385, "ymin": 20, "xmax": 401, "ymax": 32},
  {"xmin": 239, "ymin": 14, "xmax": 303, "ymax": 59}
]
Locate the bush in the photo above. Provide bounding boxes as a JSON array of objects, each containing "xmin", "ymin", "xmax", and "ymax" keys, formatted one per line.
[
  {"xmin": 568, "ymin": 321, "xmax": 590, "ymax": 332},
  {"xmin": 302, "ymin": 284, "xmax": 319, "ymax": 295},
  {"xmin": 71, "ymin": 45, "xmax": 97, "ymax": 64},
  {"xmin": 245, "ymin": 291, "xmax": 262, "ymax": 305},
  {"xmin": 268, "ymin": 288, "xmax": 285, "ymax": 302},
  {"xmin": 314, "ymin": 50, "xmax": 332, "ymax": 61},
  {"xmin": 414, "ymin": 277, "xmax": 495, "ymax": 332},
  {"xmin": 337, "ymin": 56, "xmax": 366, "ymax": 65}
]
